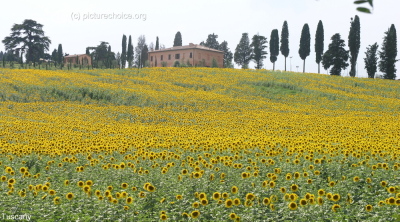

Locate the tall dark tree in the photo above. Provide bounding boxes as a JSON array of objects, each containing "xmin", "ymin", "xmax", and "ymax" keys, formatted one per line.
[
  {"xmin": 155, "ymin": 36, "xmax": 159, "ymax": 50},
  {"xmin": 121, "ymin": 34, "xmax": 127, "ymax": 68},
  {"xmin": 173, "ymin": 31, "xmax": 182, "ymax": 47},
  {"xmin": 2, "ymin": 19, "xmax": 51, "ymax": 65},
  {"xmin": 299, "ymin": 24, "xmax": 311, "ymax": 73},
  {"xmin": 86, "ymin": 47, "xmax": 90, "ymax": 55},
  {"xmin": 51, "ymin": 49, "xmax": 57, "ymax": 66},
  {"xmin": 364, "ymin": 43, "xmax": 379, "ymax": 78},
  {"xmin": 322, "ymin": 33, "xmax": 349, "ymax": 76},
  {"xmin": 202, "ymin": 33, "xmax": 220, "ymax": 50},
  {"xmin": 348, "ymin": 15, "xmax": 361, "ymax": 77},
  {"xmin": 269, "ymin": 29, "xmax": 279, "ymax": 70},
  {"xmin": 135, "ymin": 35, "xmax": 146, "ymax": 67},
  {"xmin": 219, "ymin": 41, "xmax": 233, "ymax": 68},
  {"xmin": 234, "ymin": 33, "xmax": 253, "ymax": 69},
  {"xmin": 250, "ymin": 34, "xmax": 267, "ymax": 69},
  {"xmin": 127, "ymin": 35, "xmax": 134, "ymax": 68},
  {"xmin": 315, "ymin": 20, "xmax": 324, "ymax": 74},
  {"xmin": 57, "ymin": 44, "xmax": 63, "ymax": 65},
  {"xmin": 280, "ymin": 21, "xmax": 289, "ymax": 71},
  {"xmin": 379, "ymin": 24, "xmax": 397, "ymax": 80},
  {"xmin": 141, "ymin": 44, "xmax": 149, "ymax": 68}
]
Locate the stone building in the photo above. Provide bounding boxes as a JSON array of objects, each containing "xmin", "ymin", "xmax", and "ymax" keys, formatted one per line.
[
  {"xmin": 64, "ymin": 54, "xmax": 92, "ymax": 66},
  {"xmin": 148, "ymin": 43, "xmax": 224, "ymax": 68}
]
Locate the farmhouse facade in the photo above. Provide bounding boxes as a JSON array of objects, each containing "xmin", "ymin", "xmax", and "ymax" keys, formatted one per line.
[
  {"xmin": 148, "ymin": 43, "xmax": 224, "ymax": 68},
  {"xmin": 64, "ymin": 54, "xmax": 92, "ymax": 66}
]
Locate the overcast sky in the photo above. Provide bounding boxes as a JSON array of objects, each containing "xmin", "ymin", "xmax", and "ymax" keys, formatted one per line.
[{"xmin": 1, "ymin": 0, "xmax": 399, "ymax": 78}]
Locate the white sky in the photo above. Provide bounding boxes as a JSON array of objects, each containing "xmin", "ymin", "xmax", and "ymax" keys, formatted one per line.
[{"xmin": 0, "ymin": 0, "xmax": 399, "ymax": 78}]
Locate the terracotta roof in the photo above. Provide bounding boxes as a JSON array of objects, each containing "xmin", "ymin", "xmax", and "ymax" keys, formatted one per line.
[
  {"xmin": 150, "ymin": 43, "xmax": 223, "ymax": 53},
  {"xmin": 64, "ymin": 54, "xmax": 89, "ymax": 58}
]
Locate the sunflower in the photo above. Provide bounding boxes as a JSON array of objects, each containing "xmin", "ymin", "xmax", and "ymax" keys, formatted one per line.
[
  {"xmin": 199, "ymin": 193, "xmax": 207, "ymax": 200},
  {"xmin": 8, "ymin": 178, "xmax": 15, "ymax": 185},
  {"xmin": 53, "ymin": 196, "xmax": 61, "ymax": 205},
  {"xmin": 160, "ymin": 214, "xmax": 167, "ymax": 221},
  {"xmin": 225, "ymin": 199, "xmax": 233, "ymax": 208},
  {"xmin": 83, "ymin": 185, "xmax": 91, "ymax": 193},
  {"xmin": 147, "ymin": 185, "xmax": 156, "ymax": 192},
  {"xmin": 353, "ymin": 176, "xmax": 360, "ymax": 182},
  {"xmin": 280, "ymin": 187, "xmax": 286, "ymax": 193},
  {"xmin": 126, "ymin": 196, "xmax": 134, "ymax": 204},
  {"xmin": 387, "ymin": 186, "xmax": 396, "ymax": 193},
  {"xmin": 107, "ymin": 186, "xmax": 113, "ymax": 191},
  {"xmin": 317, "ymin": 197, "xmax": 324, "ymax": 205},
  {"xmin": 66, "ymin": 192, "xmax": 74, "ymax": 200},
  {"xmin": 290, "ymin": 184, "xmax": 299, "ymax": 192},
  {"xmin": 200, "ymin": 198, "xmax": 208, "ymax": 206},
  {"xmin": 229, "ymin": 213, "xmax": 237, "ymax": 220},
  {"xmin": 176, "ymin": 194, "xmax": 183, "ymax": 200},
  {"xmin": 329, "ymin": 181, "xmax": 335, "ymax": 187},
  {"xmin": 314, "ymin": 170, "xmax": 320, "ymax": 176},
  {"xmin": 269, "ymin": 181, "xmax": 276, "ymax": 188},
  {"xmin": 365, "ymin": 204, "xmax": 373, "ymax": 212},
  {"xmin": 387, "ymin": 197, "xmax": 396, "ymax": 205},
  {"xmin": 64, "ymin": 180, "xmax": 69, "ymax": 186},
  {"xmin": 192, "ymin": 202, "xmax": 200, "ymax": 208},
  {"xmin": 121, "ymin": 183, "xmax": 128, "ymax": 189},
  {"xmin": 326, "ymin": 193, "xmax": 333, "ymax": 200},
  {"xmin": 86, "ymin": 180, "xmax": 93, "ymax": 186},
  {"xmin": 191, "ymin": 210, "xmax": 200, "ymax": 219},
  {"xmin": 288, "ymin": 202, "xmax": 297, "ymax": 210},
  {"xmin": 1, "ymin": 176, "xmax": 7, "ymax": 182},
  {"xmin": 244, "ymin": 200, "xmax": 253, "ymax": 207},
  {"xmin": 299, "ymin": 198, "xmax": 308, "ymax": 206},
  {"xmin": 246, "ymin": 193, "xmax": 255, "ymax": 201},
  {"xmin": 231, "ymin": 186, "xmax": 239, "ymax": 194},
  {"xmin": 318, "ymin": 189, "xmax": 325, "ymax": 196},
  {"xmin": 241, "ymin": 172, "xmax": 248, "ymax": 179},
  {"xmin": 139, "ymin": 191, "xmax": 146, "ymax": 198},
  {"xmin": 49, "ymin": 189, "xmax": 56, "ymax": 196},
  {"xmin": 233, "ymin": 198, "xmax": 241, "ymax": 206},
  {"xmin": 332, "ymin": 204, "xmax": 340, "ymax": 212},
  {"xmin": 212, "ymin": 192, "xmax": 221, "ymax": 200},
  {"xmin": 263, "ymin": 197, "xmax": 270, "ymax": 205},
  {"xmin": 332, "ymin": 194, "xmax": 340, "ymax": 202},
  {"xmin": 285, "ymin": 174, "xmax": 292, "ymax": 180}
]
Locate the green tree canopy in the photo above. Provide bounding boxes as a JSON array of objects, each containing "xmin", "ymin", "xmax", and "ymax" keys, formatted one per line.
[
  {"xmin": 219, "ymin": 41, "xmax": 233, "ymax": 68},
  {"xmin": 322, "ymin": 33, "xmax": 349, "ymax": 76},
  {"xmin": 348, "ymin": 15, "xmax": 361, "ymax": 77},
  {"xmin": 280, "ymin": 21, "xmax": 289, "ymax": 71},
  {"xmin": 121, "ymin": 34, "xmax": 127, "ymax": 69},
  {"xmin": 379, "ymin": 24, "xmax": 397, "ymax": 79},
  {"xmin": 269, "ymin": 29, "xmax": 279, "ymax": 70},
  {"xmin": 2, "ymin": 19, "xmax": 51, "ymax": 65},
  {"xmin": 299, "ymin": 24, "xmax": 311, "ymax": 73},
  {"xmin": 315, "ymin": 20, "xmax": 324, "ymax": 74},
  {"xmin": 234, "ymin": 33, "xmax": 253, "ymax": 69},
  {"xmin": 173, "ymin": 31, "xmax": 182, "ymax": 47},
  {"xmin": 250, "ymin": 34, "xmax": 267, "ymax": 69},
  {"xmin": 364, "ymin": 43, "xmax": 379, "ymax": 78}
]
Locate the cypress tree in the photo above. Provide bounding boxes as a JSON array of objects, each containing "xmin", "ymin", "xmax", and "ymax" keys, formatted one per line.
[
  {"xmin": 315, "ymin": 20, "xmax": 324, "ymax": 74},
  {"xmin": 379, "ymin": 24, "xmax": 397, "ymax": 79},
  {"xmin": 270, "ymin": 29, "xmax": 279, "ymax": 71},
  {"xmin": 121, "ymin": 34, "xmax": 127, "ymax": 68},
  {"xmin": 57, "ymin": 44, "xmax": 63, "ymax": 66},
  {"xmin": 348, "ymin": 15, "xmax": 361, "ymax": 77},
  {"xmin": 280, "ymin": 21, "xmax": 289, "ymax": 71},
  {"xmin": 299, "ymin": 24, "xmax": 311, "ymax": 73},
  {"xmin": 127, "ymin": 35, "xmax": 134, "ymax": 68},
  {"xmin": 364, "ymin": 43, "xmax": 379, "ymax": 78},
  {"xmin": 173, "ymin": 32, "xmax": 182, "ymax": 47},
  {"xmin": 155, "ymin": 36, "xmax": 159, "ymax": 50}
]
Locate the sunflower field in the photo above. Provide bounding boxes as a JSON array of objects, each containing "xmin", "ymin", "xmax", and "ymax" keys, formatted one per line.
[{"xmin": 0, "ymin": 67, "xmax": 399, "ymax": 221}]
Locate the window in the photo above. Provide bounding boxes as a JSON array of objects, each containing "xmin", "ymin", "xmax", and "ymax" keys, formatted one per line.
[
  {"xmin": 161, "ymin": 55, "xmax": 163, "ymax": 61},
  {"xmin": 175, "ymin": 54, "xmax": 180, "ymax": 59},
  {"xmin": 190, "ymin": 52, "xmax": 192, "ymax": 58},
  {"xmin": 168, "ymin": 54, "xmax": 171, "ymax": 60},
  {"xmin": 151, "ymin": 56, "xmax": 153, "ymax": 62}
]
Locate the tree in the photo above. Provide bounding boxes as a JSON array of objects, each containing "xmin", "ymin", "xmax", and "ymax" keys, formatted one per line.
[
  {"xmin": 315, "ymin": 20, "xmax": 324, "ymax": 74},
  {"xmin": 364, "ymin": 43, "xmax": 379, "ymax": 78},
  {"xmin": 2, "ymin": 19, "xmax": 51, "ymax": 65},
  {"xmin": 141, "ymin": 44, "xmax": 148, "ymax": 68},
  {"xmin": 135, "ymin": 35, "xmax": 146, "ymax": 67},
  {"xmin": 250, "ymin": 34, "xmax": 267, "ymax": 69},
  {"xmin": 116, "ymin": 52, "xmax": 121, "ymax": 69},
  {"xmin": 57, "ymin": 44, "xmax": 63, "ymax": 66},
  {"xmin": 269, "ymin": 29, "xmax": 279, "ymax": 70},
  {"xmin": 202, "ymin": 33, "xmax": 220, "ymax": 50},
  {"xmin": 280, "ymin": 21, "xmax": 289, "ymax": 71},
  {"xmin": 212, "ymin": 58, "xmax": 218, "ymax": 68},
  {"xmin": 322, "ymin": 33, "xmax": 349, "ymax": 76},
  {"xmin": 234, "ymin": 33, "xmax": 253, "ymax": 69},
  {"xmin": 86, "ymin": 47, "xmax": 90, "ymax": 55},
  {"xmin": 173, "ymin": 31, "xmax": 182, "ymax": 47},
  {"xmin": 348, "ymin": 15, "xmax": 361, "ymax": 77},
  {"xmin": 155, "ymin": 37, "xmax": 159, "ymax": 50},
  {"xmin": 51, "ymin": 49, "xmax": 57, "ymax": 66},
  {"xmin": 219, "ymin": 41, "xmax": 233, "ymax": 68},
  {"xmin": 127, "ymin": 35, "xmax": 134, "ymax": 68},
  {"xmin": 379, "ymin": 24, "xmax": 397, "ymax": 80},
  {"xmin": 299, "ymin": 24, "xmax": 311, "ymax": 73},
  {"xmin": 121, "ymin": 34, "xmax": 127, "ymax": 69}
]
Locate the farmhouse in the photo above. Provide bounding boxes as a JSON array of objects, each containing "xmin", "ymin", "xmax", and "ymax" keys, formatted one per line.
[
  {"xmin": 148, "ymin": 43, "xmax": 224, "ymax": 68},
  {"xmin": 64, "ymin": 54, "xmax": 92, "ymax": 66}
]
